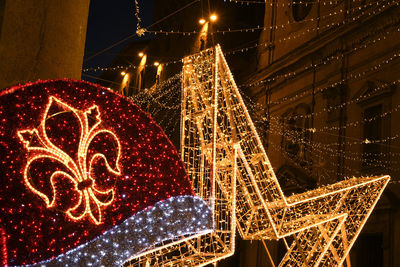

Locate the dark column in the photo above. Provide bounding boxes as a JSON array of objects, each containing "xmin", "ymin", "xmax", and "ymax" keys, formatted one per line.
[{"xmin": 0, "ymin": 0, "xmax": 90, "ymax": 89}]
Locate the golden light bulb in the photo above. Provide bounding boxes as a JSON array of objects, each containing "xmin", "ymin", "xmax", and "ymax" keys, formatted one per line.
[
  {"xmin": 120, "ymin": 71, "xmax": 126, "ymax": 76},
  {"xmin": 138, "ymin": 52, "xmax": 144, "ymax": 57},
  {"xmin": 199, "ymin": 18, "xmax": 206, "ymax": 25},
  {"xmin": 210, "ymin": 14, "xmax": 217, "ymax": 22},
  {"xmin": 154, "ymin": 62, "xmax": 160, "ymax": 67}
]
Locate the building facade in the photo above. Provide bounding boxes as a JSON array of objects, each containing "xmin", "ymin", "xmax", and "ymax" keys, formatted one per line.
[{"xmin": 245, "ymin": 0, "xmax": 400, "ymax": 266}]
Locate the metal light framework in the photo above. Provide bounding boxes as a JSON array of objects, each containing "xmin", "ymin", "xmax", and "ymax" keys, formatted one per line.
[
  {"xmin": 127, "ymin": 45, "xmax": 389, "ymax": 266},
  {"xmin": 126, "ymin": 48, "xmax": 237, "ymax": 266}
]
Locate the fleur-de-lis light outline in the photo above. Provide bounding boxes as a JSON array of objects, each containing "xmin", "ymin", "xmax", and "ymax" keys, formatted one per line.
[{"xmin": 18, "ymin": 97, "xmax": 122, "ymax": 225}]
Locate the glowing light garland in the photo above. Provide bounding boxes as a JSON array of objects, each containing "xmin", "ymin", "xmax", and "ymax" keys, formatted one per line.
[
  {"xmin": 133, "ymin": 0, "xmax": 147, "ymax": 37},
  {"xmin": 83, "ymin": 0, "xmax": 398, "ymax": 75},
  {"xmin": 228, "ymin": 0, "xmax": 398, "ymax": 56},
  {"xmin": 246, "ymin": 47, "xmax": 400, "ymax": 107},
  {"xmin": 244, "ymin": 28, "xmax": 400, "ymax": 89},
  {"xmin": 228, "ymin": 0, "xmax": 357, "ymax": 5},
  {"xmin": 146, "ymin": 0, "xmax": 382, "ymax": 36},
  {"xmin": 238, "ymin": 90, "xmax": 400, "ymax": 182},
  {"xmin": 234, "ymin": 93, "xmax": 400, "ymax": 184}
]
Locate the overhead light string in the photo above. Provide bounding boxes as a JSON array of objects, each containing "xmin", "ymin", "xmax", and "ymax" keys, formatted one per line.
[{"xmin": 134, "ymin": 0, "xmax": 144, "ymax": 36}]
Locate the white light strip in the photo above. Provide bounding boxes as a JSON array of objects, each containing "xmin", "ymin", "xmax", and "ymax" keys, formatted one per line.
[{"xmin": 23, "ymin": 196, "xmax": 212, "ymax": 267}]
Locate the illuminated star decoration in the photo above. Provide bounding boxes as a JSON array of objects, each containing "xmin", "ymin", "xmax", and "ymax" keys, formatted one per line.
[
  {"xmin": 129, "ymin": 45, "xmax": 390, "ymax": 267},
  {"xmin": 18, "ymin": 97, "xmax": 121, "ymax": 225}
]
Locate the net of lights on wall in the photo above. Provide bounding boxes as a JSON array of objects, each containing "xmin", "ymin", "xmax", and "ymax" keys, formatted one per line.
[
  {"xmin": 93, "ymin": 70, "xmax": 400, "ymax": 187},
  {"xmin": 125, "ymin": 45, "xmax": 390, "ymax": 266},
  {"xmin": 98, "ymin": 15, "xmax": 400, "ymax": 187}
]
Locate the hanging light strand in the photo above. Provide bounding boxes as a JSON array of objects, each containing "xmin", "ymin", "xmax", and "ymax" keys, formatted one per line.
[
  {"xmin": 134, "ymin": 0, "xmax": 142, "ymax": 33},
  {"xmin": 83, "ymin": 0, "xmax": 398, "ymax": 74},
  {"xmin": 143, "ymin": 0, "xmax": 389, "ymax": 36}
]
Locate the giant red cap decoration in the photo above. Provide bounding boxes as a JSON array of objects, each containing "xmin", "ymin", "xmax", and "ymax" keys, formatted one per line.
[{"xmin": 0, "ymin": 79, "xmax": 212, "ymax": 266}]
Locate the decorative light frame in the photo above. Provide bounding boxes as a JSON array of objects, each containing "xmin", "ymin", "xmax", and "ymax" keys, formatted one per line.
[
  {"xmin": 126, "ymin": 47, "xmax": 238, "ymax": 267},
  {"xmin": 18, "ymin": 97, "xmax": 122, "ymax": 225},
  {"xmin": 127, "ymin": 45, "xmax": 389, "ymax": 266}
]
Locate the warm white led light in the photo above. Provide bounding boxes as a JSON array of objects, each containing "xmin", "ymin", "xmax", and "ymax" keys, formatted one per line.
[
  {"xmin": 127, "ymin": 45, "xmax": 389, "ymax": 267},
  {"xmin": 209, "ymin": 14, "xmax": 217, "ymax": 22},
  {"xmin": 18, "ymin": 97, "xmax": 122, "ymax": 225}
]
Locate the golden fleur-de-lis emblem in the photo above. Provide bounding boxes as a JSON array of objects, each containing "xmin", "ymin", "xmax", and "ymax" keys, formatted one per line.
[{"xmin": 18, "ymin": 97, "xmax": 121, "ymax": 225}]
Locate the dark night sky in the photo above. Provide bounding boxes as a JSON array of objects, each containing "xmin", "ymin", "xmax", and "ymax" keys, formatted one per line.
[{"xmin": 83, "ymin": 0, "xmax": 154, "ymax": 77}]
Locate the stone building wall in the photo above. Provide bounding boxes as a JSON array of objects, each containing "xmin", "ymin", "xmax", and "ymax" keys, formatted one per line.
[
  {"xmin": 0, "ymin": 0, "xmax": 90, "ymax": 89},
  {"xmin": 246, "ymin": 1, "xmax": 400, "ymax": 266}
]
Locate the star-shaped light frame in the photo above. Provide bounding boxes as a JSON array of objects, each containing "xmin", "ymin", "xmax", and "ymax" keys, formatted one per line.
[{"xmin": 127, "ymin": 45, "xmax": 389, "ymax": 267}]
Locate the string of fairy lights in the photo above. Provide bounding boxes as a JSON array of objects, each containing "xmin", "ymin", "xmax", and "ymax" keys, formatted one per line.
[
  {"xmin": 82, "ymin": 0, "xmax": 400, "ymax": 186},
  {"xmin": 239, "ymin": 80, "xmax": 400, "ymax": 132},
  {"xmin": 117, "ymin": 68, "xmax": 400, "ymax": 186},
  {"xmin": 84, "ymin": 51, "xmax": 400, "ymax": 147},
  {"xmin": 84, "ymin": 0, "xmax": 398, "ymax": 74},
  {"xmin": 134, "ymin": 0, "xmax": 142, "ymax": 33},
  {"xmin": 111, "ymin": 75, "xmax": 400, "ymax": 186},
  {"xmin": 242, "ymin": 28, "xmax": 400, "ymax": 89},
  {"xmin": 239, "ymin": 78, "xmax": 399, "ymax": 123},
  {"xmin": 86, "ymin": 48, "xmax": 400, "ymax": 133},
  {"xmin": 268, "ymin": 129, "xmax": 400, "ymax": 179},
  {"xmin": 238, "ymin": 93, "xmax": 400, "ymax": 183},
  {"xmin": 246, "ymin": 95, "xmax": 399, "ymax": 146},
  {"xmin": 83, "ymin": 75, "xmax": 400, "ymax": 182},
  {"xmin": 144, "ymin": 0, "xmax": 385, "ymax": 36},
  {"xmin": 227, "ymin": 0, "xmax": 353, "ymax": 5},
  {"xmin": 238, "ymin": 85, "xmax": 400, "ymax": 148},
  {"xmin": 257, "ymin": 49, "xmax": 400, "ymax": 107}
]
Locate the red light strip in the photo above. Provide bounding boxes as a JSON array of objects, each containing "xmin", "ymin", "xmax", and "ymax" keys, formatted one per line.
[{"xmin": 0, "ymin": 227, "xmax": 6, "ymax": 266}]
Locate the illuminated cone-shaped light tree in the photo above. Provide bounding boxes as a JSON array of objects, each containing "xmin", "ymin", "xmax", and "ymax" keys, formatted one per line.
[{"xmin": 129, "ymin": 45, "xmax": 389, "ymax": 267}]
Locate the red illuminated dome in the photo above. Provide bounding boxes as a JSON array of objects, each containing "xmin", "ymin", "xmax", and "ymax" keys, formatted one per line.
[{"xmin": 0, "ymin": 80, "xmax": 212, "ymax": 266}]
